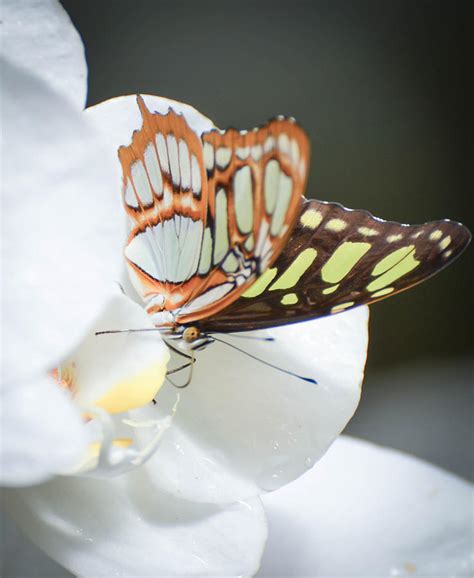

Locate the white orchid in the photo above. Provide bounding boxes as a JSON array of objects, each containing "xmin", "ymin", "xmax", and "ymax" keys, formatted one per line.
[
  {"xmin": 1, "ymin": 2, "xmax": 471, "ymax": 577},
  {"xmin": 1, "ymin": 1, "xmax": 367, "ymax": 574}
]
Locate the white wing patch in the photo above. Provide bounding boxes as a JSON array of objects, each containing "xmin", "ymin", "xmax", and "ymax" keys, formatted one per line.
[
  {"xmin": 143, "ymin": 143, "xmax": 163, "ymax": 197},
  {"xmin": 178, "ymin": 139, "xmax": 191, "ymax": 189},
  {"xmin": 167, "ymin": 134, "xmax": 180, "ymax": 187},
  {"xmin": 270, "ymin": 171, "xmax": 293, "ymax": 236},
  {"xmin": 198, "ymin": 227, "xmax": 213, "ymax": 274},
  {"xmin": 155, "ymin": 133, "xmax": 169, "ymax": 173},
  {"xmin": 124, "ymin": 178, "xmax": 139, "ymax": 208},
  {"xmin": 213, "ymin": 188, "xmax": 229, "ymax": 264},
  {"xmin": 203, "ymin": 142, "xmax": 214, "ymax": 171},
  {"xmin": 264, "ymin": 159, "xmax": 280, "ymax": 214},
  {"xmin": 191, "ymin": 154, "xmax": 201, "ymax": 196},
  {"xmin": 233, "ymin": 166, "xmax": 254, "ymax": 234},
  {"xmin": 177, "ymin": 283, "xmax": 235, "ymax": 316},
  {"xmin": 131, "ymin": 160, "xmax": 154, "ymax": 206},
  {"xmin": 125, "ymin": 229, "xmax": 161, "ymax": 280},
  {"xmin": 216, "ymin": 146, "xmax": 232, "ymax": 169},
  {"xmin": 126, "ymin": 217, "xmax": 204, "ymax": 283}
]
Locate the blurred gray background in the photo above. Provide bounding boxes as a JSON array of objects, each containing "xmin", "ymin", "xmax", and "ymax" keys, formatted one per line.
[{"xmin": 2, "ymin": 1, "xmax": 472, "ymax": 575}]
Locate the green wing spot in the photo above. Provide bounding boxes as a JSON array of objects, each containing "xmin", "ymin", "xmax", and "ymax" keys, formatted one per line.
[
  {"xmin": 372, "ymin": 245, "xmax": 415, "ymax": 276},
  {"xmin": 300, "ymin": 209, "xmax": 323, "ymax": 229},
  {"xmin": 281, "ymin": 293, "xmax": 299, "ymax": 305},
  {"xmin": 321, "ymin": 241, "xmax": 371, "ymax": 283},
  {"xmin": 367, "ymin": 251, "xmax": 420, "ymax": 292},
  {"xmin": 269, "ymin": 248, "xmax": 317, "ymax": 291},
  {"xmin": 242, "ymin": 267, "xmax": 278, "ymax": 298},
  {"xmin": 331, "ymin": 301, "xmax": 355, "ymax": 313},
  {"xmin": 371, "ymin": 287, "xmax": 395, "ymax": 298},
  {"xmin": 439, "ymin": 236, "xmax": 451, "ymax": 250},
  {"xmin": 322, "ymin": 284, "xmax": 339, "ymax": 295}
]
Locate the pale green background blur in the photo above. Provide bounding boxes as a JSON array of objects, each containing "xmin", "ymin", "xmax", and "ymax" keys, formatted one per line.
[{"xmin": 2, "ymin": 1, "xmax": 472, "ymax": 575}]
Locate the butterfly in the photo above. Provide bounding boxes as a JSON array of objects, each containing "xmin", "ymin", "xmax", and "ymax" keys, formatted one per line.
[{"xmin": 118, "ymin": 95, "xmax": 471, "ymax": 353}]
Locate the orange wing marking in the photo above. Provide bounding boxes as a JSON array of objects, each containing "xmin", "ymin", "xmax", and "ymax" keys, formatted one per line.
[{"xmin": 117, "ymin": 97, "xmax": 310, "ymax": 329}]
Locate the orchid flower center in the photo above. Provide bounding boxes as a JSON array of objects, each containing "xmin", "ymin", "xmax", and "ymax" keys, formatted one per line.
[
  {"xmin": 51, "ymin": 363, "xmax": 77, "ymax": 396},
  {"xmin": 50, "ymin": 350, "xmax": 174, "ymax": 478}
]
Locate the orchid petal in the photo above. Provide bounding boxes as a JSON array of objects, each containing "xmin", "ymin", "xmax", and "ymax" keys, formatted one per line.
[
  {"xmin": 0, "ymin": 375, "xmax": 87, "ymax": 487},
  {"xmin": 135, "ymin": 306, "xmax": 369, "ymax": 503},
  {"xmin": 258, "ymin": 436, "xmax": 473, "ymax": 576},
  {"xmin": 68, "ymin": 292, "xmax": 169, "ymax": 414},
  {"xmin": 0, "ymin": 0, "xmax": 87, "ymax": 109},
  {"xmin": 4, "ymin": 470, "xmax": 267, "ymax": 577},
  {"xmin": 1, "ymin": 60, "xmax": 124, "ymax": 384},
  {"xmin": 85, "ymin": 94, "xmax": 215, "ymax": 178}
]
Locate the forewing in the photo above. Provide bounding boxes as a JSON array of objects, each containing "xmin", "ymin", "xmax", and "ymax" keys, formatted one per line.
[
  {"xmin": 119, "ymin": 97, "xmax": 210, "ymax": 323},
  {"xmin": 118, "ymin": 97, "xmax": 310, "ymax": 327},
  {"xmin": 176, "ymin": 117, "xmax": 310, "ymax": 323},
  {"xmin": 201, "ymin": 198, "xmax": 471, "ymax": 332}
]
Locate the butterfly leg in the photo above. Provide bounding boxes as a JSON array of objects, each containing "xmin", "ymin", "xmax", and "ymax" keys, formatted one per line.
[
  {"xmin": 165, "ymin": 352, "xmax": 196, "ymax": 389},
  {"xmin": 160, "ymin": 340, "xmax": 197, "ymax": 389},
  {"xmin": 152, "ymin": 359, "xmax": 196, "ymax": 403},
  {"xmin": 167, "ymin": 361, "xmax": 194, "ymax": 376}
]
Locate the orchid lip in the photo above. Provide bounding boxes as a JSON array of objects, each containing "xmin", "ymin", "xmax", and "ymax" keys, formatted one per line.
[{"xmin": 67, "ymin": 395, "xmax": 180, "ymax": 478}]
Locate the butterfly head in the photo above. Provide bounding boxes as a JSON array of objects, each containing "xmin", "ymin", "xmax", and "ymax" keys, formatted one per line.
[{"xmin": 175, "ymin": 325, "xmax": 215, "ymax": 352}]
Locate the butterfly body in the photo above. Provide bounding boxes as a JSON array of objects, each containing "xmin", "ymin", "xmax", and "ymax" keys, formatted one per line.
[{"xmin": 118, "ymin": 96, "xmax": 470, "ymax": 344}]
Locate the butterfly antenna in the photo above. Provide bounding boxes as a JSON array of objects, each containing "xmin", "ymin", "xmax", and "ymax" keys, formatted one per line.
[
  {"xmin": 95, "ymin": 328, "xmax": 163, "ymax": 336},
  {"xmin": 211, "ymin": 336, "xmax": 317, "ymax": 385},
  {"xmin": 212, "ymin": 333, "xmax": 275, "ymax": 342}
]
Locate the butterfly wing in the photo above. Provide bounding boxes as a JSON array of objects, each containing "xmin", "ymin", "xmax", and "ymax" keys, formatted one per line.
[
  {"xmin": 199, "ymin": 198, "xmax": 471, "ymax": 332},
  {"xmin": 119, "ymin": 96, "xmax": 310, "ymax": 327}
]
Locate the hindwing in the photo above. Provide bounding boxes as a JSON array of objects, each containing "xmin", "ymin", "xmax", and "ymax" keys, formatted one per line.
[
  {"xmin": 200, "ymin": 198, "xmax": 471, "ymax": 332},
  {"xmin": 118, "ymin": 96, "xmax": 310, "ymax": 327}
]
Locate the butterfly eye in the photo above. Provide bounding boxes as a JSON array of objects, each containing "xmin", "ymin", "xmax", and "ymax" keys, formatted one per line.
[{"xmin": 183, "ymin": 327, "xmax": 201, "ymax": 343}]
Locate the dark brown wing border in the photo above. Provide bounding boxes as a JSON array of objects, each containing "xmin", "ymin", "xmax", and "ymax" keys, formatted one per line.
[{"xmin": 200, "ymin": 198, "xmax": 471, "ymax": 332}]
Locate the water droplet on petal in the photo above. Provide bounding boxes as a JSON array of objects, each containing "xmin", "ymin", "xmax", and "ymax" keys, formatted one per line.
[
  {"xmin": 175, "ymin": 443, "xmax": 185, "ymax": 456},
  {"xmin": 257, "ymin": 459, "xmax": 294, "ymax": 491}
]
